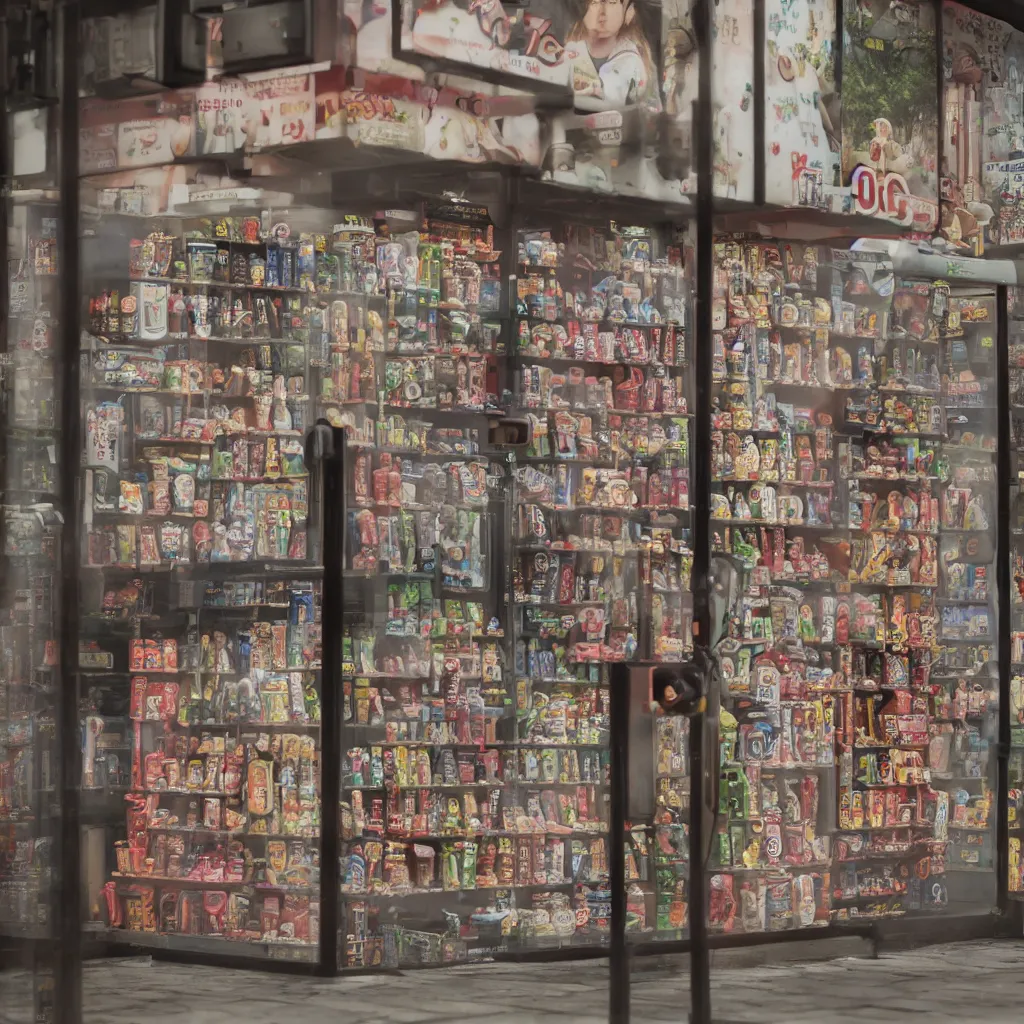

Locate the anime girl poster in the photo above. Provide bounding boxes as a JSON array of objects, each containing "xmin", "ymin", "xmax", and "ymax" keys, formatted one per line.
[
  {"xmin": 565, "ymin": 0, "xmax": 662, "ymax": 110},
  {"xmin": 400, "ymin": 0, "xmax": 662, "ymax": 109}
]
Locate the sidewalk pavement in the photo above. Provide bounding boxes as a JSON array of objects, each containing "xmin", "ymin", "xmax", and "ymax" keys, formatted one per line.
[{"xmin": 4, "ymin": 938, "xmax": 1024, "ymax": 1023}]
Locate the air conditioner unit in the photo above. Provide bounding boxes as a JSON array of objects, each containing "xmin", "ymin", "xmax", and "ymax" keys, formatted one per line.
[{"xmin": 171, "ymin": 0, "xmax": 335, "ymax": 75}]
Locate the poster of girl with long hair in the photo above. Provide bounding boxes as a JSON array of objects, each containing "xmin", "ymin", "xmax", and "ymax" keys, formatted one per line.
[
  {"xmin": 398, "ymin": 0, "xmax": 662, "ymax": 108},
  {"xmin": 565, "ymin": 0, "xmax": 661, "ymax": 111}
]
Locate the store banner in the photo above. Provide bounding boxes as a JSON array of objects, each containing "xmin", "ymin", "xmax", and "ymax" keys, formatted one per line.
[
  {"xmin": 942, "ymin": 1, "xmax": 1024, "ymax": 251},
  {"xmin": 839, "ymin": 0, "xmax": 939, "ymax": 231},
  {"xmin": 426, "ymin": 85, "xmax": 543, "ymax": 166},
  {"xmin": 333, "ymin": 71, "xmax": 429, "ymax": 151},
  {"xmin": 764, "ymin": 0, "xmax": 840, "ymax": 209},
  {"xmin": 314, "ymin": 67, "xmax": 541, "ymax": 166},
  {"xmin": 80, "ymin": 71, "xmax": 313, "ymax": 173}
]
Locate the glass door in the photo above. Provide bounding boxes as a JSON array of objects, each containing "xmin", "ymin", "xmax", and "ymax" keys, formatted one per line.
[
  {"xmin": 333, "ymin": 196, "xmax": 695, "ymax": 964},
  {"xmin": 334, "ymin": 199, "xmax": 513, "ymax": 967},
  {"xmin": 510, "ymin": 216, "xmax": 694, "ymax": 951}
]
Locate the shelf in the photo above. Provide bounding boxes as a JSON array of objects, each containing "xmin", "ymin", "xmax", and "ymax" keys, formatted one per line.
[
  {"xmin": 339, "ymin": 879, "xmax": 600, "ymax": 901},
  {"xmin": 714, "ymin": 478, "xmax": 834, "ymax": 489},
  {"xmin": 83, "ymin": 562, "xmax": 324, "ymax": 580},
  {"xmin": 126, "ymin": 275, "xmax": 310, "ymax": 296},
  {"xmin": 96, "ymin": 927, "xmax": 318, "ymax": 961},
  {"xmin": 146, "ymin": 827, "xmax": 319, "ymax": 841},
  {"xmin": 853, "ymin": 743, "xmax": 929, "ymax": 752},
  {"xmin": 111, "ymin": 874, "xmax": 316, "ymax": 893},
  {"xmin": 515, "ymin": 351, "xmax": 688, "ymax": 371},
  {"xmin": 847, "ymin": 473, "xmax": 938, "ymax": 484},
  {"xmin": 836, "ymin": 824, "xmax": 930, "ymax": 833},
  {"xmin": 835, "ymin": 852, "xmax": 919, "ymax": 864},
  {"xmin": 344, "ymin": 781, "xmax": 607, "ymax": 792},
  {"xmin": 711, "ymin": 517, "xmax": 841, "ymax": 530},
  {"xmin": 712, "ymin": 862, "xmax": 831, "ymax": 874},
  {"xmin": 180, "ymin": 721, "xmax": 320, "ymax": 730},
  {"xmin": 136, "ymin": 789, "xmax": 239, "ymax": 798},
  {"xmin": 89, "ymin": 334, "xmax": 303, "ymax": 347},
  {"xmin": 346, "ymin": 828, "xmax": 609, "ymax": 843}
]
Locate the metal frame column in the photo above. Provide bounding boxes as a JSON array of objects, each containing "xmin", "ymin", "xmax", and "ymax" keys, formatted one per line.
[
  {"xmin": 996, "ymin": 285, "xmax": 1012, "ymax": 916},
  {"xmin": 56, "ymin": 1, "xmax": 83, "ymax": 1021},
  {"xmin": 690, "ymin": 0, "xmax": 716, "ymax": 1017},
  {"xmin": 309, "ymin": 423, "xmax": 345, "ymax": 975}
]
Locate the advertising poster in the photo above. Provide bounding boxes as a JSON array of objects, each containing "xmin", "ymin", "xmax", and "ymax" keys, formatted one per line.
[
  {"xmin": 244, "ymin": 69, "xmax": 316, "ymax": 150},
  {"xmin": 661, "ymin": 0, "xmax": 696, "ymax": 193},
  {"xmin": 661, "ymin": 0, "xmax": 753, "ymax": 202},
  {"xmin": 393, "ymin": 0, "xmax": 684, "ymax": 200},
  {"xmin": 338, "ymin": 77, "xmax": 427, "ymax": 152},
  {"xmin": 764, "ymin": 0, "xmax": 840, "ymax": 209},
  {"xmin": 11, "ymin": 108, "xmax": 49, "ymax": 178},
  {"xmin": 194, "ymin": 78, "xmax": 249, "ymax": 156},
  {"xmin": 942, "ymin": 2, "xmax": 1024, "ymax": 250},
  {"xmin": 840, "ymin": 0, "xmax": 939, "ymax": 231},
  {"xmin": 398, "ymin": 0, "xmax": 571, "ymax": 89},
  {"xmin": 711, "ymin": 0, "xmax": 755, "ymax": 201},
  {"xmin": 537, "ymin": 0, "xmax": 684, "ymax": 200},
  {"xmin": 425, "ymin": 88, "xmax": 542, "ymax": 166},
  {"xmin": 80, "ymin": 93, "xmax": 195, "ymax": 174},
  {"xmin": 399, "ymin": 0, "xmax": 663, "ymax": 107},
  {"xmin": 341, "ymin": 0, "xmax": 426, "ymax": 79},
  {"xmin": 314, "ymin": 67, "xmax": 540, "ymax": 167}
]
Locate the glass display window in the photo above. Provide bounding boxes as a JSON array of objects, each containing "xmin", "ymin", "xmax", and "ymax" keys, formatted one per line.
[
  {"xmin": 707, "ymin": 239, "xmax": 999, "ymax": 933},
  {"xmin": 1, "ymin": 196, "xmax": 64, "ymax": 993},
  {"xmin": 1007, "ymin": 285, "xmax": 1024, "ymax": 897},
  {"xmin": 510, "ymin": 219, "xmax": 695, "ymax": 950},
  {"xmin": 21, "ymin": 0, "xmax": 1024, "ymax": 1006},
  {"xmin": 78, "ymin": 181, "xmax": 328, "ymax": 962}
]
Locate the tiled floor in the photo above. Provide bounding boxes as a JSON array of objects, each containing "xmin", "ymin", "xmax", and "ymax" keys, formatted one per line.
[{"xmin": 3, "ymin": 939, "xmax": 1024, "ymax": 1022}]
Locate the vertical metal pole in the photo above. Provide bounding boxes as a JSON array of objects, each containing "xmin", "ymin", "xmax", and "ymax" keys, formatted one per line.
[
  {"xmin": 0, "ymin": 10, "xmax": 9, "ymax": 353},
  {"xmin": 753, "ymin": 0, "xmax": 765, "ymax": 207},
  {"xmin": 691, "ymin": 0, "xmax": 715, "ymax": 1016},
  {"xmin": 934, "ymin": 0, "xmax": 944, "ymax": 214},
  {"xmin": 608, "ymin": 662, "xmax": 630, "ymax": 1024},
  {"xmin": 996, "ymin": 284, "xmax": 1011, "ymax": 915},
  {"xmin": 56, "ymin": 2, "xmax": 82, "ymax": 1022},
  {"xmin": 834, "ymin": 0, "xmax": 843, "ymax": 109},
  {"xmin": 315, "ymin": 425, "xmax": 345, "ymax": 975}
]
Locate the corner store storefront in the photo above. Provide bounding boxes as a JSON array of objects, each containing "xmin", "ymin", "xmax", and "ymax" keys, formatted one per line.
[{"xmin": 6, "ymin": 0, "xmax": 1024, "ymax": 1021}]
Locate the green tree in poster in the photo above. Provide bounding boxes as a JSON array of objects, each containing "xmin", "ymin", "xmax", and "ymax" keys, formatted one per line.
[
  {"xmin": 841, "ymin": 0, "xmax": 937, "ymax": 194},
  {"xmin": 843, "ymin": 42, "xmax": 935, "ymax": 153}
]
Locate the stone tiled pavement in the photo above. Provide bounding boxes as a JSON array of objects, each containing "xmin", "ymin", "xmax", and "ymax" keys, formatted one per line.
[{"xmin": 4, "ymin": 939, "xmax": 1024, "ymax": 1022}]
